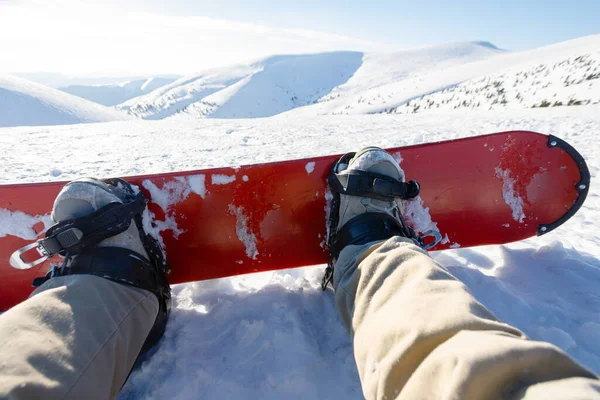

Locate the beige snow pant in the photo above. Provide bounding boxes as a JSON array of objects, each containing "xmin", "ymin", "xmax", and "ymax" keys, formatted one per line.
[
  {"xmin": 334, "ymin": 236, "xmax": 600, "ymax": 399},
  {"xmin": 0, "ymin": 275, "xmax": 158, "ymax": 400}
]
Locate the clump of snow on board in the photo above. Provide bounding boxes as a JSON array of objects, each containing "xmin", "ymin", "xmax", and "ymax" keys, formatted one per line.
[
  {"xmin": 0, "ymin": 209, "xmax": 52, "ymax": 240},
  {"xmin": 212, "ymin": 174, "xmax": 236, "ymax": 185},
  {"xmin": 403, "ymin": 197, "xmax": 439, "ymax": 234},
  {"xmin": 495, "ymin": 167, "xmax": 526, "ymax": 223},
  {"xmin": 137, "ymin": 174, "xmax": 207, "ymax": 249},
  {"xmin": 228, "ymin": 205, "xmax": 259, "ymax": 259},
  {"xmin": 322, "ymin": 188, "xmax": 334, "ymax": 248},
  {"xmin": 142, "ymin": 178, "xmax": 192, "ymax": 214},
  {"xmin": 188, "ymin": 175, "xmax": 207, "ymax": 198},
  {"xmin": 305, "ymin": 162, "xmax": 316, "ymax": 174}
]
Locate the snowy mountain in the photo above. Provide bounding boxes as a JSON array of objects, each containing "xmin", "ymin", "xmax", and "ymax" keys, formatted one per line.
[
  {"xmin": 391, "ymin": 38, "xmax": 600, "ymax": 114},
  {"xmin": 14, "ymin": 72, "xmax": 176, "ymax": 89},
  {"xmin": 7, "ymin": 35, "xmax": 599, "ymax": 126},
  {"xmin": 283, "ymin": 41, "xmax": 506, "ymax": 116},
  {"xmin": 119, "ymin": 43, "xmax": 503, "ymax": 120},
  {"xmin": 60, "ymin": 77, "xmax": 178, "ymax": 106},
  {"xmin": 0, "ymin": 74, "xmax": 130, "ymax": 127},
  {"xmin": 287, "ymin": 34, "xmax": 600, "ymax": 116},
  {"xmin": 134, "ymin": 35, "xmax": 596, "ymax": 121},
  {"xmin": 117, "ymin": 52, "xmax": 364, "ymax": 119}
]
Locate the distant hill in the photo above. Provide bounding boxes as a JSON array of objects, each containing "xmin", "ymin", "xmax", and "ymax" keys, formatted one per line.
[
  {"xmin": 119, "ymin": 42, "xmax": 504, "ymax": 120},
  {"xmin": 117, "ymin": 52, "xmax": 365, "ymax": 120},
  {"xmin": 387, "ymin": 35, "xmax": 600, "ymax": 114},
  {"xmin": 0, "ymin": 74, "xmax": 130, "ymax": 127},
  {"xmin": 60, "ymin": 77, "xmax": 178, "ymax": 106}
]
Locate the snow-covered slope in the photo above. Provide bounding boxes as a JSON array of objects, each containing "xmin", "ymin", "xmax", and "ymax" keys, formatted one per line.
[
  {"xmin": 179, "ymin": 52, "xmax": 365, "ymax": 119},
  {"xmin": 287, "ymin": 34, "xmax": 600, "ymax": 116},
  {"xmin": 392, "ymin": 38, "xmax": 600, "ymax": 114},
  {"xmin": 118, "ymin": 52, "xmax": 364, "ymax": 119},
  {"xmin": 60, "ymin": 77, "xmax": 178, "ymax": 106},
  {"xmin": 282, "ymin": 41, "xmax": 505, "ymax": 116},
  {"xmin": 0, "ymin": 74, "xmax": 130, "ymax": 127},
  {"xmin": 119, "ymin": 37, "xmax": 599, "ymax": 121},
  {"xmin": 120, "ymin": 43, "xmax": 504, "ymax": 120}
]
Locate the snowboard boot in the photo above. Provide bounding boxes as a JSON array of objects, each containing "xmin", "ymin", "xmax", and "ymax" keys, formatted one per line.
[
  {"xmin": 322, "ymin": 147, "xmax": 422, "ymax": 289},
  {"xmin": 28, "ymin": 178, "xmax": 170, "ymax": 353}
]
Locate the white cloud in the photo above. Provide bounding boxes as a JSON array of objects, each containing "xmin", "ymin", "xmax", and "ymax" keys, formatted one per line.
[{"xmin": 0, "ymin": 1, "xmax": 391, "ymax": 76}]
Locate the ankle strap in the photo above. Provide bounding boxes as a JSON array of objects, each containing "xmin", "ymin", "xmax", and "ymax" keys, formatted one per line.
[{"xmin": 331, "ymin": 212, "xmax": 411, "ymax": 259}]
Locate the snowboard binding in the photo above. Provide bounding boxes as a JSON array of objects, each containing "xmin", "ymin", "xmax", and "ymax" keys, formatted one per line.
[
  {"xmin": 10, "ymin": 178, "xmax": 171, "ymax": 353},
  {"xmin": 323, "ymin": 149, "xmax": 440, "ymax": 290}
]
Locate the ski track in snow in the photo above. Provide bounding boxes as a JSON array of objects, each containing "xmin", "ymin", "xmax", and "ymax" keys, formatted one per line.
[{"xmin": 1, "ymin": 106, "xmax": 600, "ymax": 398}]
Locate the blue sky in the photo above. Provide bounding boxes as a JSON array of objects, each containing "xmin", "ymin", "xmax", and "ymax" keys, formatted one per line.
[
  {"xmin": 126, "ymin": 0, "xmax": 600, "ymax": 51},
  {"xmin": 1, "ymin": 0, "xmax": 598, "ymax": 76}
]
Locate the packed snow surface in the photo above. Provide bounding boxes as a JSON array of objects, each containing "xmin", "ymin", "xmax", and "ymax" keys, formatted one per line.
[
  {"xmin": 0, "ymin": 74, "xmax": 131, "ymax": 127},
  {"xmin": 1, "ymin": 104, "xmax": 600, "ymax": 399}
]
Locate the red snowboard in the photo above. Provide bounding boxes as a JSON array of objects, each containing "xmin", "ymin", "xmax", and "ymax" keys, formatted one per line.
[{"xmin": 0, "ymin": 131, "xmax": 589, "ymax": 311}]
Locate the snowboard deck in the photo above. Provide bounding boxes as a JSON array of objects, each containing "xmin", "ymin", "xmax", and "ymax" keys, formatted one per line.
[{"xmin": 0, "ymin": 131, "xmax": 589, "ymax": 311}]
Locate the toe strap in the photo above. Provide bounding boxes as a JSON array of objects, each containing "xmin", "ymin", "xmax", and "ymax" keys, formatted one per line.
[{"xmin": 332, "ymin": 213, "xmax": 412, "ymax": 260}]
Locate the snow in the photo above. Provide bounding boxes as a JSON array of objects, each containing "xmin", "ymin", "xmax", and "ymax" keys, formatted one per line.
[
  {"xmin": 288, "ymin": 35, "xmax": 600, "ymax": 117},
  {"xmin": 140, "ymin": 78, "xmax": 154, "ymax": 92},
  {"xmin": 403, "ymin": 196, "xmax": 440, "ymax": 235},
  {"xmin": 212, "ymin": 174, "xmax": 237, "ymax": 185},
  {"xmin": 119, "ymin": 52, "xmax": 364, "ymax": 120},
  {"xmin": 0, "ymin": 210, "xmax": 52, "ymax": 240},
  {"xmin": 0, "ymin": 74, "xmax": 131, "ymax": 127},
  {"xmin": 305, "ymin": 162, "xmax": 315, "ymax": 174},
  {"xmin": 141, "ymin": 178, "xmax": 191, "ymax": 214},
  {"xmin": 188, "ymin": 175, "xmax": 207, "ymax": 199},
  {"xmin": 392, "ymin": 42, "xmax": 600, "ymax": 114},
  {"xmin": 1, "ymin": 34, "xmax": 600, "ymax": 398},
  {"xmin": 140, "ymin": 178, "xmax": 194, "ymax": 242},
  {"xmin": 228, "ymin": 205, "xmax": 259, "ymax": 260},
  {"xmin": 495, "ymin": 168, "xmax": 526, "ymax": 223},
  {"xmin": 59, "ymin": 77, "xmax": 177, "ymax": 106}
]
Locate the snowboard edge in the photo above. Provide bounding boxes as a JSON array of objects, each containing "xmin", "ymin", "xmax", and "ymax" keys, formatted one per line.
[{"xmin": 537, "ymin": 134, "xmax": 590, "ymax": 236}]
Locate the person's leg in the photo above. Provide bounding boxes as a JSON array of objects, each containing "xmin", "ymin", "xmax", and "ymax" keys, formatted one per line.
[
  {"xmin": 327, "ymin": 146, "xmax": 600, "ymax": 399},
  {"xmin": 335, "ymin": 237, "xmax": 600, "ymax": 399},
  {"xmin": 0, "ymin": 275, "xmax": 158, "ymax": 400},
  {"xmin": 0, "ymin": 178, "xmax": 169, "ymax": 400}
]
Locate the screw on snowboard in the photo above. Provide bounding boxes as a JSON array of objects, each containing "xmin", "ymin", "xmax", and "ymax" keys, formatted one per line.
[{"xmin": 0, "ymin": 131, "xmax": 589, "ymax": 311}]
